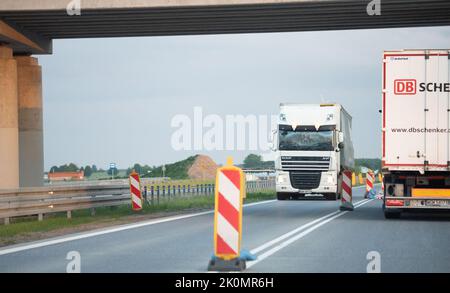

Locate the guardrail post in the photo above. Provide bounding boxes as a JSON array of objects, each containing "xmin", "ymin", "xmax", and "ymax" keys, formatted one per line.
[
  {"xmin": 151, "ymin": 186, "xmax": 154, "ymax": 205},
  {"xmin": 157, "ymin": 186, "xmax": 160, "ymax": 204},
  {"xmin": 38, "ymin": 213, "xmax": 43, "ymax": 221},
  {"xmin": 4, "ymin": 218, "xmax": 10, "ymax": 225},
  {"xmin": 67, "ymin": 210, "xmax": 72, "ymax": 219},
  {"xmin": 144, "ymin": 186, "xmax": 148, "ymax": 203},
  {"xmin": 188, "ymin": 185, "xmax": 191, "ymax": 194}
]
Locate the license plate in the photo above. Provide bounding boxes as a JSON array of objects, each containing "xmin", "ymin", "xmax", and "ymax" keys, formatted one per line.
[
  {"xmin": 305, "ymin": 193, "xmax": 321, "ymax": 197},
  {"xmin": 409, "ymin": 199, "xmax": 450, "ymax": 207},
  {"xmin": 298, "ymin": 190, "xmax": 311, "ymax": 194}
]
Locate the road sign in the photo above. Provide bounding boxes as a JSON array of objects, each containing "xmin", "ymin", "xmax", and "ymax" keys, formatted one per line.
[
  {"xmin": 129, "ymin": 171, "xmax": 143, "ymax": 211},
  {"xmin": 109, "ymin": 162, "xmax": 117, "ymax": 179},
  {"xmin": 208, "ymin": 157, "xmax": 246, "ymax": 271}
]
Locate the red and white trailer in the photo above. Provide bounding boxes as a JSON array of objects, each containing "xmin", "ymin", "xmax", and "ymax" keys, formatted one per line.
[{"xmin": 382, "ymin": 49, "xmax": 450, "ymax": 218}]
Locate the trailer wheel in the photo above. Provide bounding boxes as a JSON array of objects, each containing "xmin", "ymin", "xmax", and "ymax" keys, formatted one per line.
[{"xmin": 277, "ymin": 193, "xmax": 287, "ymax": 200}]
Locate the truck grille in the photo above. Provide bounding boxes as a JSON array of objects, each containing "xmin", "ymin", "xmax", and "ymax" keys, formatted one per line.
[
  {"xmin": 289, "ymin": 171, "xmax": 322, "ymax": 190},
  {"xmin": 281, "ymin": 156, "xmax": 330, "ymax": 171}
]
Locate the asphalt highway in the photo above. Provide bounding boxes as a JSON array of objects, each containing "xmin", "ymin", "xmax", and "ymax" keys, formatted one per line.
[{"xmin": 1, "ymin": 185, "xmax": 449, "ymax": 273}]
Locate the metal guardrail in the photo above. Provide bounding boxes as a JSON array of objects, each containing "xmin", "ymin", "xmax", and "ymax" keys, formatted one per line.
[
  {"xmin": 44, "ymin": 177, "xmax": 169, "ymax": 187},
  {"xmin": 0, "ymin": 179, "xmax": 275, "ymax": 225}
]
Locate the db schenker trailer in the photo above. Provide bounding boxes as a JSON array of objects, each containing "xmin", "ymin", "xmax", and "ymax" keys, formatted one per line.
[{"xmin": 382, "ymin": 49, "xmax": 450, "ymax": 218}]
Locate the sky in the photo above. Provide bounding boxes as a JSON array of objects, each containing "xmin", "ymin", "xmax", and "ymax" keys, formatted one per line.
[{"xmin": 39, "ymin": 26, "xmax": 450, "ymax": 170}]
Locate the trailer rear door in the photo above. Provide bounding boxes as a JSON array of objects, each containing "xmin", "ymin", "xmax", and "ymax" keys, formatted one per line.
[{"xmin": 383, "ymin": 50, "xmax": 450, "ymax": 172}]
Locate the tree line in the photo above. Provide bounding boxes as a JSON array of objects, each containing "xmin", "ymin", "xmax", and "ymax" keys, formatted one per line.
[{"xmin": 49, "ymin": 164, "xmax": 99, "ymax": 177}]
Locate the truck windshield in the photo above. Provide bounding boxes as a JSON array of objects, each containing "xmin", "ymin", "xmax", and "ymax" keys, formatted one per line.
[{"xmin": 279, "ymin": 130, "xmax": 334, "ymax": 151}]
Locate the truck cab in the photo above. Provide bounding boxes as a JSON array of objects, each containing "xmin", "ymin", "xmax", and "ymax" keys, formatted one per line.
[{"xmin": 272, "ymin": 104, "xmax": 354, "ymax": 200}]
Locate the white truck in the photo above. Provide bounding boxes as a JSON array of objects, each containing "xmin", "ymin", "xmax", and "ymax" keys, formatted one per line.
[
  {"xmin": 272, "ymin": 103, "xmax": 354, "ymax": 200},
  {"xmin": 382, "ymin": 49, "xmax": 450, "ymax": 218}
]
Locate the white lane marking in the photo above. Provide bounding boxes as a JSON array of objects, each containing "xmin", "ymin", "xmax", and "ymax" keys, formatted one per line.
[
  {"xmin": 0, "ymin": 199, "xmax": 276, "ymax": 256},
  {"xmin": 250, "ymin": 211, "xmax": 341, "ymax": 255},
  {"xmin": 250, "ymin": 199, "xmax": 369, "ymax": 255},
  {"xmin": 247, "ymin": 199, "xmax": 374, "ymax": 269}
]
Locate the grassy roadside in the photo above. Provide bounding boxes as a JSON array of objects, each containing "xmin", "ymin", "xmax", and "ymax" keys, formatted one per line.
[{"xmin": 0, "ymin": 191, "xmax": 275, "ymax": 247}]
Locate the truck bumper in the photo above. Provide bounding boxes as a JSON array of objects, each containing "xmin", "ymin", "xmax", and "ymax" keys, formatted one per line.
[{"xmin": 276, "ymin": 170, "xmax": 338, "ymax": 195}]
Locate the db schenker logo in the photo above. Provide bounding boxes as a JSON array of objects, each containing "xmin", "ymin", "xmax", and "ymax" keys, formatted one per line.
[{"xmin": 394, "ymin": 79, "xmax": 416, "ymax": 95}]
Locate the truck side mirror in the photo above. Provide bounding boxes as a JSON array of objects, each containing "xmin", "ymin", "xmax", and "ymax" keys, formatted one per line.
[{"xmin": 270, "ymin": 130, "xmax": 278, "ymax": 151}]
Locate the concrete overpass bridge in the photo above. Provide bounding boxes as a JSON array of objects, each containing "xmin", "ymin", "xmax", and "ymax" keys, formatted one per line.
[{"xmin": 1, "ymin": 0, "xmax": 450, "ymax": 189}]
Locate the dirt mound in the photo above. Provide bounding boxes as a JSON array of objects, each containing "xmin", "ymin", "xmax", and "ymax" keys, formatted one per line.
[{"xmin": 187, "ymin": 155, "xmax": 218, "ymax": 180}]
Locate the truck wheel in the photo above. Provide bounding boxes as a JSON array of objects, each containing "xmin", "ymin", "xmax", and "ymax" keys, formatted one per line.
[
  {"xmin": 384, "ymin": 210, "xmax": 401, "ymax": 219},
  {"xmin": 277, "ymin": 193, "xmax": 287, "ymax": 200}
]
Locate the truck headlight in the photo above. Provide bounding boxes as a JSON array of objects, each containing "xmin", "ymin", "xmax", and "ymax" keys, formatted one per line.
[
  {"xmin": 277, "ymin": 174, "xmax": 287, "ymax": 183},
  {"xmin": 327, "ymin": 174, "xmax": 335, "ymax": 184}
]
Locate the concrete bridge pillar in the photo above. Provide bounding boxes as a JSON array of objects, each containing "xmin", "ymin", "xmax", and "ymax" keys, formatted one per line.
[
  {"xmin": 0, "ymin": 45, "xmax": 19, "ymax": 189},
  {"xmin": 16, "ymin": 56, "xmax": 44, "ymax": 187}
]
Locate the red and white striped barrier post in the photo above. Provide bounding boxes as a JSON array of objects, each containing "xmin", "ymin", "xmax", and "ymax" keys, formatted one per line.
[
  {"xmin": 129, "ymin": 171, "xmax": 143, "ymax": 211},
  {"xmin": 340, "ymin": 170, "xmax": 354, "ymax": 211},
  {"xmin": 365, "ymin": 171, "xmax": 375, "ymax": 198},
  {"xmin": 208, "ymin": 157, "xmax": 246, "ymax": 271},
  {"xmin": 376, "ymin": 175, "xmax": 385, "ymax": 200}
]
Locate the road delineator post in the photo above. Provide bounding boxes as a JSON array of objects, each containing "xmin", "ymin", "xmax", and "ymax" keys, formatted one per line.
[
  {"xmin": 364, "ymin": 171, "xmax": 375, "ymax": 198},
  {"xmin": 358, "ymin": 173, "xmax": 364, "ymax": 185},
  {"xmin": 129, "ymin": 171, "xmax": 143, "ymax": 211},
  {"xmin": 340, "ymin": 170, "xmax": 354, "ymax": 211},
  {"xmin": 208, "ymin": 156, "xmax": 247, "ymax": 272},
  {"xmin": 377, "ymin": 174, "xmax": 385, "ymax": 199}
]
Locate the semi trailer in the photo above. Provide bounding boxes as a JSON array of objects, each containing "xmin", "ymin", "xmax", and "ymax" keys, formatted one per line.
[
  {"xmin": 382, "ymin": 49, "xmax": 450, "ymax": 218},
  {"xmin": 273, "ymin": 103, "xmax": 354, "ymax": 200}
]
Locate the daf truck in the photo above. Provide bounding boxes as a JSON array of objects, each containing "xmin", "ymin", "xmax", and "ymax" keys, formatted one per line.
[
  {"xmin": 272, "ymin": 104, "xmax": 354, "ymax": 200},
  {"xmin": 382, "ymin": 49, "xmax": 450, "ymax": 218}
]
